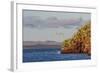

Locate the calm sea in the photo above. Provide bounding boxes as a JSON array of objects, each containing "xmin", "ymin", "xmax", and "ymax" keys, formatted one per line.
[{"xmin": 23, "ymin": 48, "xmax": 91, "ymax": 62}]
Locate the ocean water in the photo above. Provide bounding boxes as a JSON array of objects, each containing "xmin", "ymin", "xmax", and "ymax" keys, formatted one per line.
[{"xmin": 23, "ymin": 48, "xmax": 91, "ymax": 62}]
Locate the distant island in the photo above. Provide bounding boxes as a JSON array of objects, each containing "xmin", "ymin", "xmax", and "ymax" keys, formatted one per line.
[{"xmin": 23, "ymin": 41, "xmax": 62, "ymax": 49}]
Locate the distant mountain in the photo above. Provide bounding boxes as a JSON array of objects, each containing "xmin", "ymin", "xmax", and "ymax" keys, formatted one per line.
[{"xmin": 23, "ymin": 41, "xmax": 62, "ymax": 49}]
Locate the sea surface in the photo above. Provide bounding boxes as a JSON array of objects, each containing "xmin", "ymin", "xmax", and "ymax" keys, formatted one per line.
[{"xmin": 23, "ymin": 48, "xmax": 91, "ymax": 62}]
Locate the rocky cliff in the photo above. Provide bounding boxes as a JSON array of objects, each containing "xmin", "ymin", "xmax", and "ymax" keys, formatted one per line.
[{"xmin": 61, "ymin": 22, "xmax": 91, "ymax": 55}]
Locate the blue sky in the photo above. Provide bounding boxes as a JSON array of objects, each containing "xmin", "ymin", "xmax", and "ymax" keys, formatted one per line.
[{"xmin": 23, "ymin": 10, "xmax": 91, "ymax": 42}]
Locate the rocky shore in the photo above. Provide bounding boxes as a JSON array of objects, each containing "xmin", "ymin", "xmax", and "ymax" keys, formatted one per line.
[{"xmin": 61, "ymin": 22, "xmax": 91, "ymax": 55}]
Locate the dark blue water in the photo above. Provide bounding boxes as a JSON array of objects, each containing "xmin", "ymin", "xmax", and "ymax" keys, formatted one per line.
[{"xmin": 23, "ymin": 48, "xmax": 91, "ymax": 62}]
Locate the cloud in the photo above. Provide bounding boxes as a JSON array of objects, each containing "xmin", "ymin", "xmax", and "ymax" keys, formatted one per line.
[{"xmin": 23, "ymin": 16, "xmax": 84, "ymax": 28}]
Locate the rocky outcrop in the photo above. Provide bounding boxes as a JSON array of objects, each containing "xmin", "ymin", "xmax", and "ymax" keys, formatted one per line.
[{"xmin": 61, "ymin": 22, "xmax": 91, "ymax": 55}]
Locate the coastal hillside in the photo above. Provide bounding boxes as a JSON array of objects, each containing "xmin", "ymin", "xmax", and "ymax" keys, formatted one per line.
[{"xmin": 61, "ymin": 21, "xmax": 91, "ymax": 55}]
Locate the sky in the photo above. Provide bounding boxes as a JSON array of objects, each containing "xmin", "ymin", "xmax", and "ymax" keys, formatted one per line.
[{"xmin": 23, "ymin": 10, "xmax": 91, "ymax": 42}]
